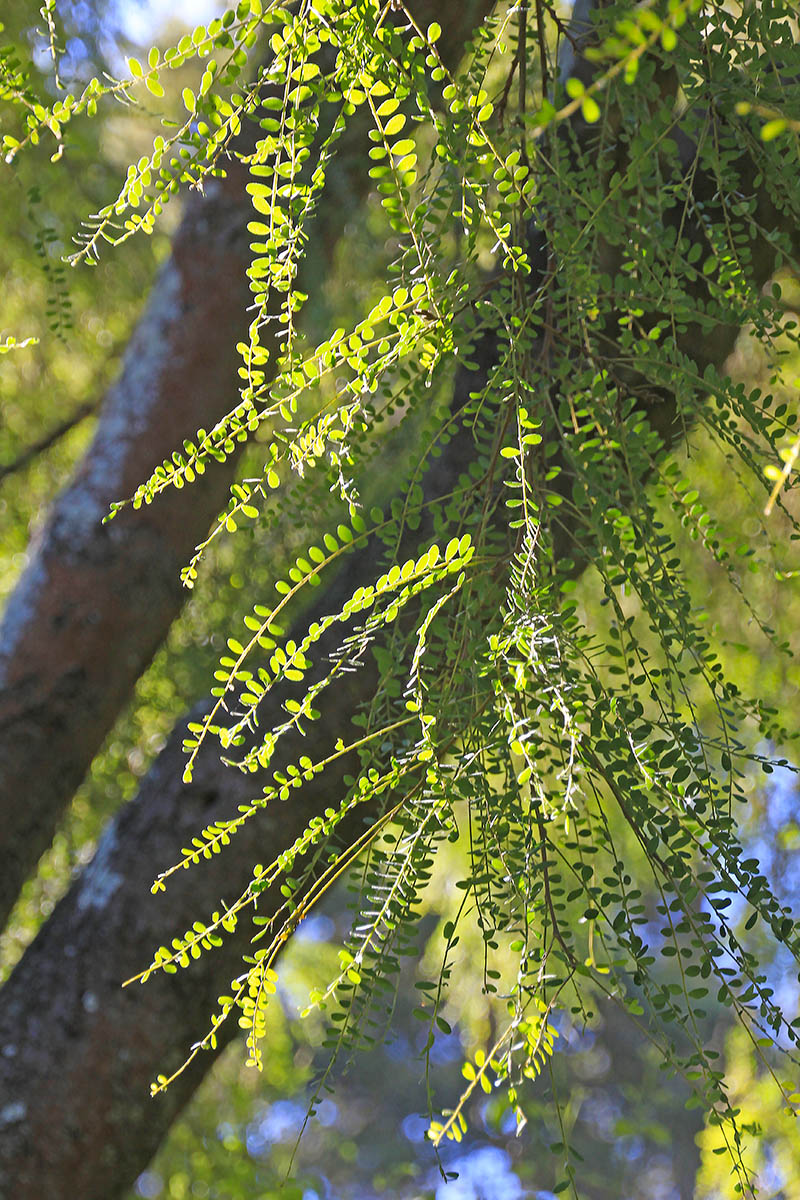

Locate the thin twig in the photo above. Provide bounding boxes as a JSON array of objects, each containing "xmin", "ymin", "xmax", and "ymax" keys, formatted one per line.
[{"xmin": 0, "ymin": 399, "xmax": 100, "ymax": 485}]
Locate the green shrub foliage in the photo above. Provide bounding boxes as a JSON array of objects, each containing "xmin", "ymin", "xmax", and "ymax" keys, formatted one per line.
[{"xmin": 6, "ymin": 0, "xmax": 800, "ymax": 1192}]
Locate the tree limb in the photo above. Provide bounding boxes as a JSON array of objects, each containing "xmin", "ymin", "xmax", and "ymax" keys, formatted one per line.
[
  {"xmin": 1, "ymin": 6, "xmax": 794, "ymax": 1197},
  {"xmin": 0, "ymin": 0, "xmax": 495, "ymax": 930},
  {"xmin": 0, "ymin": 321, "xmax": 491, "ymax": 1197}
]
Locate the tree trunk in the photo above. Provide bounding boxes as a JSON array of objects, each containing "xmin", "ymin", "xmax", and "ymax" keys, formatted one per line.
[
  {"xmin": 0, "ymin": 703, "xmax": 350, "ymax": 1199},
  {"xmin": 0, "ymin": 161, "xmax": 255, "ymax": 931}
]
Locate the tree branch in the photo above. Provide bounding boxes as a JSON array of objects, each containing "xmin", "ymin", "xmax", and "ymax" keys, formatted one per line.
[
  {"xmin": 0, "ymin": 0, "xmax": 495, "ymax": 929},
  {"xmin": 0, "ymin": 397, "xmax": 102, "ymax": 486},
  {"xmin": 0, "ymin": 317, "xmax": 492, "ymax": 1197},
  {"xmin": 2, "ymin": 6, "xmax": 793, "ymax": 1197}
]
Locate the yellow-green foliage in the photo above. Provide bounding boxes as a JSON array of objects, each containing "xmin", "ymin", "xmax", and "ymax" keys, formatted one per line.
[{"xmin": 6, "ymin": 1, "xmax": 800, "ymax": 1196}]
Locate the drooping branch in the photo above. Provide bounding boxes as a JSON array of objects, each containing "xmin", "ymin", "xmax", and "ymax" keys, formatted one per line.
[
  {"xmin": 0, "ymin": 0, "xmax": 495, "ymax": 930},
  {"xmin": 0, "ymin": 699, "xmax": 354, "ymax": 1200},
  {"xmin": 0, "ymin": 330, "xmax": 488, "ymax": 1198},
  {"xmin": 0, "ymin": 146, "xmax": 782, "ymax": 1175},
  {"xmin": 2, "ymin": 6, "xmax": 797, "ymax": 1198}
]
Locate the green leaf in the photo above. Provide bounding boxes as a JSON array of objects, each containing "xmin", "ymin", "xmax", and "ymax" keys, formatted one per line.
[{"xmin": 761, "ymin": 118, "xmax": 787, "ymax": 141}]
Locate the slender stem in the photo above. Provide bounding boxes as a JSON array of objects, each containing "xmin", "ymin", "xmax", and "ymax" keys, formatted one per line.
[{"xmin": 0, "ymin": 399, "xmax": 100, "ymax": 485}]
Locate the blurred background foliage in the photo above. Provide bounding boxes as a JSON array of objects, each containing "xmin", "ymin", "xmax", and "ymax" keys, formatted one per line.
[{"xmin": 2, "ymin": 2, "xmax": 799, "ymax": 1198}]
